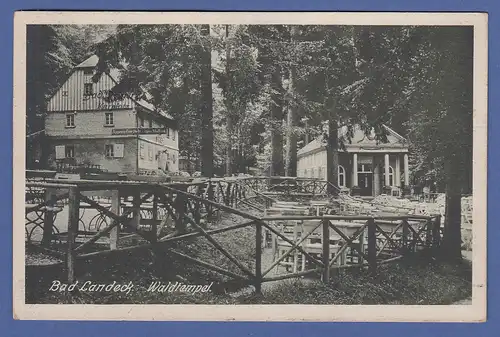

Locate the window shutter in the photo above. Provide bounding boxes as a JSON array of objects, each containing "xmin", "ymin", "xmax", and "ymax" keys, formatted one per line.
[
  {"xmin": 140, "ymin": 143, "xmax": 145, "ymax": 159},
  {"xmin": 55, "ymin": 145, "xmax": 65, "ymax": 159},
  {"xmin": 114, "ymin": 144, "xmax": 124, "ymax": 158},
  {"xmin": 148, "ymin": 145, "xmax": 153, "ymax": 160}
]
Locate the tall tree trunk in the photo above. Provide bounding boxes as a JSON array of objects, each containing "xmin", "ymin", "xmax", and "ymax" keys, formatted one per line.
[
  {"xmin": 270, "ymin": 66, "xmax": 284, "ymax": 177},
  {"xmin": 323, "ymin": 72, "xmax": 339, "ymax": 195},
  {"xmin": 442, "ymin": 181, "xmax": 462, "ymax": 260},
  {"xmin": 224, "ymin": 25, "xmax": 233, "ymax": 176},
  {"xmin": 226, "ymin": 119, "xmax": 233, "ymax": 176},
  {"xmin": 285, "ymin": 101, "xmax": 298, "ymax": 177},
  {"xmin": 440, "ymin": 27, "xmax": 473, "ymax": 261},
  {"xmin": 442, "ymin": 152, "xmax": 464, "ymax": 260},
  {"xmin": 200, "ymin": 25, "xmax": 214, "ymax": 177},
  {"xmin": 238, "ymin": 133, "xmax": 245, "ymax": 174},
  {"xmin": 285, "ymin": 26, "xmax": 298, "ymax": 177},
  {"xmin": 326, "ymin": 113, "xmax": 339, "ymax": 196}
]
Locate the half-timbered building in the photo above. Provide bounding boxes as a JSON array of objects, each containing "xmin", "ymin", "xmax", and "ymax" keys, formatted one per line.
[
  {"xmin": 44, "ymin": 55, "xmax": 179, "ymax": 176},
  {"xmin": 297, "ymin": 125, "xmax": 410, "ymax": 197}
]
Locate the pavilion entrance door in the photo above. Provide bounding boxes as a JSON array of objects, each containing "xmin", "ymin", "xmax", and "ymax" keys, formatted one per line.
[
  {"xmin": 357, "ymin": 163, "xmax": 373, "ymax": 196},
  {"xmin": 358, "ymin": 173, "xmax": 373, "ymax": 196}
]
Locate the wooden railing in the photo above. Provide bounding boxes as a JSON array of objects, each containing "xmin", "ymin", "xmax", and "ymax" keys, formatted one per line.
[{"xmin": 25, "ymin": 178, "xmax": 441, "ymax": 293}]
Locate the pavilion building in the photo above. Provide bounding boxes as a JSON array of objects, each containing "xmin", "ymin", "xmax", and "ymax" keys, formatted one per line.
[{"xmin": 297, "ymin": 125, "xmax": 410, "ymax": 197}]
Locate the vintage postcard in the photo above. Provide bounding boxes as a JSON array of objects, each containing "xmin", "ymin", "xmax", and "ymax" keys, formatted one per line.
[{"xmin": 13, "ymin": 11, "xmax": 487, "ymax": 321}]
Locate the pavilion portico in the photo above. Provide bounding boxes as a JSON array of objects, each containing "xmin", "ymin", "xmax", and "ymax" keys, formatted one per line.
[
  {"xmin": 348, "ymin": 150, "xmax": 409, "ymax": 197},
  {"xmin": 297, "ymin": 125, "xmax": 410, "ymax": 197}
]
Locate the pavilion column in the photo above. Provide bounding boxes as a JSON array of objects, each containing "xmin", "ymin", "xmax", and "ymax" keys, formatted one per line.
[
  {"xmin": 404, "ymin": 153, "xmax": 409, "ymax": 186},
  {"xmin": 373, "ymin": 157, "xmax": 380, "ymax": 196},
  {"xmin": 384, "ymin": 153, "xmax": 390, "ymax": 187},
  {"xmin": 395, "ymin": 155, "xmax": 401, "ymax": 187},
  {"xmin": 352, "ymin": 153, "xmax": 358, "ymax": 187}
]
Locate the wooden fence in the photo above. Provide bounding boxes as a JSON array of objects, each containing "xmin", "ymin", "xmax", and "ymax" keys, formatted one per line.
[{"xmin": 25, "ymin": 178, "xmax": 441, "ymax": 294}]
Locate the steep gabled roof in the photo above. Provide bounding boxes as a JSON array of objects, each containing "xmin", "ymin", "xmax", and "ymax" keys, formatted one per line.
[
  {"xmin": 297, "ymin": 138, "xmax": 323, "ymax": 156},
  {"xmin": 75, "ymin": 54, "xmax": 99, "ymax": 68},
  {"xmin": 72, "ymin": 55, "xmax": 173, "ymax": 121}
]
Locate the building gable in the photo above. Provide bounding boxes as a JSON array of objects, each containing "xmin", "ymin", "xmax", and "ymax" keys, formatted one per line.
[
  {"xmin": 342, "ymin": 125, "xmax": 406, "ymax": 150},
  {"xmin": 47, "ymin": 54, "xmax": 175, "ymax": 126},
  {"xmin": 47, "ymin": 67, "xmax": 135, "ymax": 112},
  {"xmin": 298, "ymin": 124, "xmax": 408, "ymax": 157}
]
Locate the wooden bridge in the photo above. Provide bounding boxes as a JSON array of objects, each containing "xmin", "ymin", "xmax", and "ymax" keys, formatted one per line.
[{"xmin": 25, "ymin": 174, "xmax": 442, "ymax": 294}]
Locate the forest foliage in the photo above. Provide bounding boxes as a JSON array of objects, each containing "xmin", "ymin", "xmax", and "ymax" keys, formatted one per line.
[{"xmin": 26, "ymin": 24, "xmax": 473, "ymax": 259}]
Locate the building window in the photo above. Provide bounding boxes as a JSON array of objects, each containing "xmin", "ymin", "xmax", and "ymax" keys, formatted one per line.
[
  {"xmin": 139, "ymin": 117, "xmax": 145, "ymax": 128},
  {"xmin": 166, "ymin": 128, "xmax": 170, "ymax": 138},
  {"xmin": 65, "ymin": 145, "xmax": 75, "ymax": 159},
  {"xmin": 55, "ymin": 145, "xmax": 76, "ymax": 160},
  {"xmin": 66, "ymin": 113, "xmax": 75, "ymax": 128},
  {"xmin": 105, "ymin": 112, "xmax": 114, "ymax": 126},
  {"xmin": 172, "ymin": 153, "xmax": 176, "ymax": 164},
  {"xmin": 83, "ymin": 68, "xmax": 93, "ymax": 75},
  {"xmin": 105, "ymin": 144, "xmax": 114, "ymax": 158},
  {"xmin": 148, "ymin": 119, "xmax": 153, "ymax": 128},
  {"xmin": 84, "ymin": 83, "xmax": 93, "ymax": 96},
  {"xmin": 172, "ymin": 130, "xmax": 175, "ymax": 140},
  {"xmin": 338, "ymin": 165, "xmax": 346, "ymax": 187},
  {"xmin": 105, "ymin": 144, "xmax": 124, "ymax": 158}
]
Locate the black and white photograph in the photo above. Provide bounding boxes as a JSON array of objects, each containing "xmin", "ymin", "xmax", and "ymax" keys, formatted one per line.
[{"xmin": 13, "ymin": 12, "xmax": 487, "ymax": 321}]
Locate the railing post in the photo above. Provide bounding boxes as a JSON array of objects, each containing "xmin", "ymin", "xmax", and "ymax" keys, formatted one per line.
[
  {"xmin": 255, "ymin": 221, "xmax": 262, "ymax": 294},
  {"xmin": 231, "ymin": 183, "xmax": 236, "ymax": 207},
  {"xmin": 174, "ymin": 186, "xmax": 188, "ymax": 233},
  {"xmin": 193, "ymin": 187, "xmax": 202, "ymax": 228},
  {"xmin": 322, "ymin": 218, "xmax": 330, "ymax": 283},
  {"xmin": 235, "ymin": 183, "xmax": 240, "ymax": 208},
  {"xmin": 367, "ymin": 218, "xmax": 377, "ymax": 276},
  {"xmin": 358, "ymin": 225, "xmax": 366, "ymax": 266},
  {"xmin": 132, "ymin": 189, "xmax": 141, "ymax": 230},
  {"xmin": 402, "ymin": 219, "xmax": 409, "ymax": 253},
  {"xmin": 225, "ymin": 182, "xmax": 231, "ymax": 206},
  {"xmin": 432, "ymin": 215, "xmax": 442, "ymax": 250},
  {"xmin": 293, "ymin": 221, "xmax": 299, "ymax": 273},
  {"xmin": 109, "ymin": 189, "xmax": 120, "ymax": 250},
  {"xmin": 151, "ymin": 189, "xmax": 158, "ymax": 241},
  {"xmin": 42, "ymin": 188, "xmax": 55, "ymax": 247},
  {"xmin": 66, "ymin": 186, "xmax": 80, "ymax": 283},
  {"xmin": 425, "ymin": 217, "xmax": 433, "ymax": 248},
  {"xmin": 207, "ymin": 179, "xmax": 214, "ymax": 221}
]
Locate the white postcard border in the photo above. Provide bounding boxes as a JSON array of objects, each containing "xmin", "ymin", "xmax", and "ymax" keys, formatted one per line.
[{"xmin": 13, "ymin": 11, "xmax": 488, "ymax": 322}]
